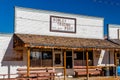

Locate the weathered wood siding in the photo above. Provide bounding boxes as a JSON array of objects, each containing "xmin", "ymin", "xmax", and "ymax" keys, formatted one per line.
[
  {"xmin": 108, "ymin": 24, "xmax": 120, "ymax": 39},
  {"xmin": 15, "ymin": 7, "xmax": 104, "ymax": 39}
]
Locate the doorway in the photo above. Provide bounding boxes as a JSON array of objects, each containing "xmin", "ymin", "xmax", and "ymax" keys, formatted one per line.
[
  {"xmin": 117, "ymin": 52, "xmax": 120, "ymax": 66},
  {"xmin": 66, "ymin": 51, "xmax": 73, "ymax": 69}
]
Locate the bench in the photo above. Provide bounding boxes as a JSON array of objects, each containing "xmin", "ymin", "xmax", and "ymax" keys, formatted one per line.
[
  {"xmin": 73, "ymin": 66, "xmax": 102, "ymax": 77},
  {"xmin": 17, "ymin": 67, "xmax": 55, "ymax": 80}
]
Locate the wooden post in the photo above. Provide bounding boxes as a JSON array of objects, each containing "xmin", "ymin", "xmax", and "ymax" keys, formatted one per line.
[
  {"xmin": 115, "ymin": 50, "xmax": 117, "ymax": 78},
  {"xmin": 27, "ymin": 47, "xmax": 30, "ymax": 77},
  {"xmin": 86, "ymin": 50, "xmax": 89, "ymax": 80},
  {"xmin": 52, "ymin": 48, "xmax": 54, "ymax": 67},
  {"xmin": 64, "ymin": 50, "xmax": 66, "ymax": 80}
]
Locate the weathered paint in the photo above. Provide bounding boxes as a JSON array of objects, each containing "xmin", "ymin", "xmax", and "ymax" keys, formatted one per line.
[
  {"xmin": 93, "ymin": 50, "xmax": 114, "ymax": 66},
  {"xmin": 15, "ymin": 7, "xmax": 104, "ymax": 39},
  {"xmin": 0, "ymin": 34, "xmax": 26, "ymax": 78},
  {"xmin": 97, "ymin": 50, "xmax": 105, "ymax": 66},
  {"xmin": 108, "ymin": 24, "xmax": 120, "ymax": 39}
]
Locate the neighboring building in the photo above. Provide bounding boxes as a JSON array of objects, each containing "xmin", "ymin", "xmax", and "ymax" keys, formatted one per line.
[
  {"xmin": 108, "ymin": 24, "xmax": 120, "ymax": 66},
  {"xmin": 108, "ymin": 24, "xmax": 120, "ymax": 39},
  {"xmin": 0, "ymin": 7, "xmax": 120, "ymax": 78}
]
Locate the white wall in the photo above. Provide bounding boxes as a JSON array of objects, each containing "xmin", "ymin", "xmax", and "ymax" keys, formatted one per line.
[
  {"xmin": 15, "ymin": 7, "xmax": 104, "ymax": 39},
  {"xmin": 108, "ymin": 24, "xmax": 120, "ymax": 39},
  {"xmin": 0, "ymin": 34, "xmax": 26, "ymax": 78}
]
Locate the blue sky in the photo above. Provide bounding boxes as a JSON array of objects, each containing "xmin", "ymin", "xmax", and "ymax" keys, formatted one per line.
[{"xmin": 0, "ymin": 0, "xmax": 120, "ymax": 35}]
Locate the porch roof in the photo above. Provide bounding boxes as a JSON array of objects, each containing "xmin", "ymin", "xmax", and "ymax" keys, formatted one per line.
[
  {"xmin": 109, "ymin": 39, "xmax": 120, "ymax": 45},
  {"xmin": 14, "ymin": 34, "xmax": 120, "ymax": 49}
]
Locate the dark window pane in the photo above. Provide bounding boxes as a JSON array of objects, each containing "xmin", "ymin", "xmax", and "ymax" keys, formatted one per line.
[
  {"xmin": 30, "ymin": 50, "xmax": 42, "ymax": 67},
  {"xmin": 55, "ymin": 54, "xmax": 61, "ymax": 64},
  {"xmin": 66, "ymin": 51, "xmax": 72, "ymax": 56},
  {"xmin": 74, "ymin": 51, "xmax": 85, "ymax": 60},
  {"xmin": 42, "ymin": 51, "xmax": 52, "ymax": 59}
]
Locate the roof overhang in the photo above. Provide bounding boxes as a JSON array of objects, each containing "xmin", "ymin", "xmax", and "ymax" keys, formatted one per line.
[{"xmin": 13, "ymin": 34, "xmax": 120, "ymax": 50}]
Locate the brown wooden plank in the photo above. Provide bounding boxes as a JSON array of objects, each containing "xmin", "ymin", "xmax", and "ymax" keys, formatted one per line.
[
  {"xmin": 27, "ymin": 47, "xmax": 30, "ymax": 77},
  {"xmin": 64, "ymin": 50, "xmax": 66, "ymax": 80},
  {"xmin": 86, "ymin": 51, "xmax": 89, "ymax": 80}
]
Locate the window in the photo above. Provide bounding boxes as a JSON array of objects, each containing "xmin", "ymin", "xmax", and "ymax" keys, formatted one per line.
[
  {"xmin": 55, "ymin": 54, "xmax": 61, "ymax": 64},
  {"xmin": 42, "ymin": 51, "xmax": 52, "ymax": 59},
  {"xmin": 117, "ymin": 52, "xmax": 120, "ymax": 66},
  {"xmin": 74, "ymin": 51, "xmax": 85, "ymax": 60},
  {"xmin": 30, "ymin": 49, "xmax": 52, "ymax": 67},
  {"xmin": 30, "ymin": 51, "xmax": 42, "ymax": 60},
  {"xmin": 74, "ymin": 51, "xmax": 93, "ymax": 66}
]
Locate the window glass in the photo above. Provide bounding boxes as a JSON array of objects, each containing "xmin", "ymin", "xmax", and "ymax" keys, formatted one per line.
[
  {"xmin": 74, "ymin": 51, "xmax": 85, "ymax": 60},
  {"xmin": 30, "ymin": 50, "xmax": 52, "ymax": 67},
  {"xmin": 30, "ymin": 51, "xmax": 42, "ymax": 60},
  {"xmin": 66, "ymin": 51, "xmax": 72, "ymax": 56},
  {"xmin": 42, "ymin": 51, "xmax": 52, "ymax": 59},
  {"xmin": 55, "ymin": 54, "xmax": 61, "ymax": 64}
]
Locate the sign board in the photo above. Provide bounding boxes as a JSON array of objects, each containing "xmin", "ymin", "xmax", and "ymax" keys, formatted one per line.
[{"xmin": 50, "ymin": 16, "xmax": 76, "ymax": 33}]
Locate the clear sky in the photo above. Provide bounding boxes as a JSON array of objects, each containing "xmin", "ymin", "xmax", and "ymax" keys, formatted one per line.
[{"xmin": 0, "ymin": 0, "xmax": 120, "ymax": 35}]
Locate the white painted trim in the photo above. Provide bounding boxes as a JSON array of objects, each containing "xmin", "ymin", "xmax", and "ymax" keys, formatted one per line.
[
  {"xmin": 0, "ymin": 33, "xmax": 13, "ymax": 37},
  {"xmin": 108, "ymin": 24, "xmax": 120, "ymax": 28},
  {"xmin": 97, "ymin": 50, "xmax": 105, "ymax": 66}
]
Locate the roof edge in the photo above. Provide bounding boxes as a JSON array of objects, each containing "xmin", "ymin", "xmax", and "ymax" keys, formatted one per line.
[{"xmin": 15, "ymin": 6, "xmax": 104, "ymax": 20}]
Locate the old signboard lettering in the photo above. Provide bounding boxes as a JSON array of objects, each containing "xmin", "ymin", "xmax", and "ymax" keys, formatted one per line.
[{"xmin": 50, "ymin": 16, "xmax": 76, "ymax": 33}]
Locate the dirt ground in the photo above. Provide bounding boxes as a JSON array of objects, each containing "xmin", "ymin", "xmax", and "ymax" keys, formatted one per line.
[
  {"xmin": 0, "ymin": 76, "xmax": 120, "ymax": 80},
  {"xmin": 56, "ymin": 76, "xmax": 120, "ymax": 80}
]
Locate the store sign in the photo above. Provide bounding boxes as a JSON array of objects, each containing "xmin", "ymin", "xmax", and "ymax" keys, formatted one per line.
[{"xmin": 50, "ymin": 16, "xmax": 76, "ymax": 33}]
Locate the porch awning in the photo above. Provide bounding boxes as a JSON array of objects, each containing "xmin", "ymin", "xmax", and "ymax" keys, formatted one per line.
[
  {"xmin": 109, "ymin": 39, "xmax": 120, "ymax": 45},
  {"xmin": 13, "ymin": 34, "xmax": 120, "ymax": 49}
]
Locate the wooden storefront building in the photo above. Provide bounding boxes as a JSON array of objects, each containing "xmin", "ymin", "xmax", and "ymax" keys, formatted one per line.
[
  {"xmin": 0, "ymin": 7, "xmax": 120, "ymax": 79},
  {"xmin": 13, "ymin": 33, "xmax": 120, "ymax": 77},
  {"xmin": 108, "ymin": 24, "xmax": 120, "ymax": 67}
]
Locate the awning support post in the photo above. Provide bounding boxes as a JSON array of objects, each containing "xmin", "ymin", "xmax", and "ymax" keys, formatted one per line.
[
  {"xmin": 64, "ymin": 50, "xmax": 66, "ymax": 80},
  {"xmin": 115, "ymin": 50, "xmax": 117, "ymax": 78},
  {"xmin": 27, "ymin": 47, "xmax": 30, "ymax": 77},
  {"xmin": 86, "ymin": 50, "xmax": 89, "ymax": 80}
]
